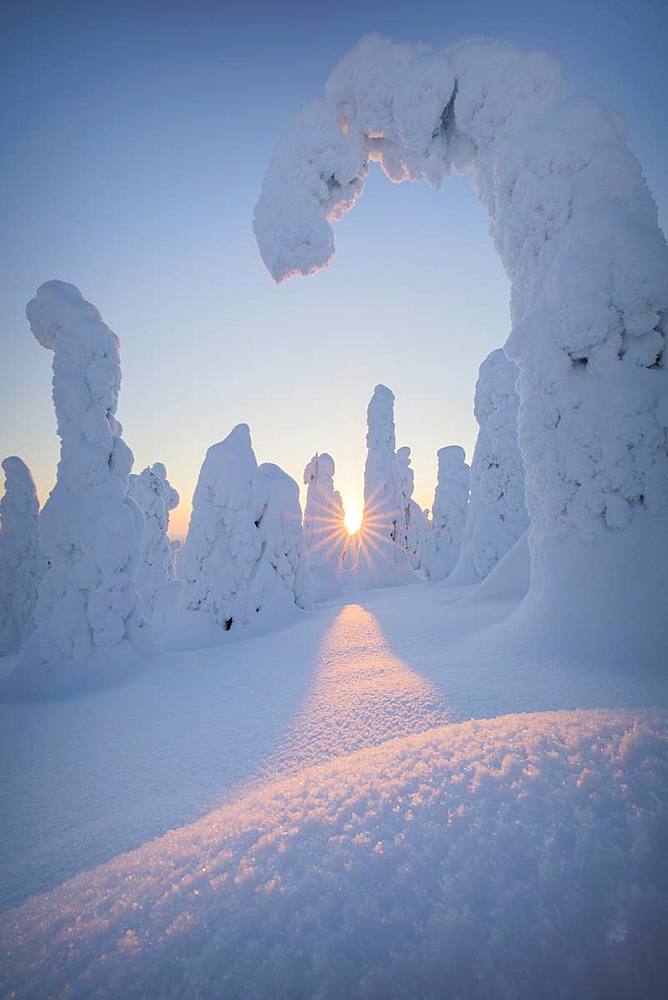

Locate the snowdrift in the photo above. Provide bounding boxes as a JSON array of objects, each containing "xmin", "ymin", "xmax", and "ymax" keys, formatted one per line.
[{"xmin": 2, "ymin": 709, "xmax": 667, "ymax": 999}]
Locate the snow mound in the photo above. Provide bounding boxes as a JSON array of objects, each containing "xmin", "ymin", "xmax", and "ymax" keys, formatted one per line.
[{"xmin": 2, "ymin": 710, "xmax": 666, "ymax": 999}]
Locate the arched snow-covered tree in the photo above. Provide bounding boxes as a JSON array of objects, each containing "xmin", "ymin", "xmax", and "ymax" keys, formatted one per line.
[
  {"xmin": 128, "ymin": 463, "xmax": 179, "ymax": 629},
  {"xmin": 357, "ymin": 385, "xmax": 412, "ymax": 588},
  {"xmin": 8, "ymin": 281, "xmax": 146, "ymax": 695},
  {"xmin": 396, "ymin": 446, "xmax": 424, "ymax": 569},
  {"xmin": 423, "ymin": 446, "xmax": 470, "ymax": 581},
  {"xmin": 0, "ymin": 457, "xmax": 46, "ymax": 655},
  {"xmin": 178, "ymin": 424, "xmax": 310, "ymax": 643},
  {"xmin": 303, "ymin": 452, "xmax": 346, "ymax": 600},
  {"xmin": 450, "ymin": 350, "xmax": 527, "ymax": 583},
  {"xmin": 255, "ymin": 35, "xmax": 668, "ymax": 660}
]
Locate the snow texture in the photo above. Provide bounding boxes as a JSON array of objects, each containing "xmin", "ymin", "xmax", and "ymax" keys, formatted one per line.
[
  {"xmin": 5, "ymin": 281, "xmax": 146, "ymax": 698},
  {"xmin": 423, "ymin": 445, "xmax": 470, "ymax": 581},
  {"xmin": 255, "ymin": 35, "xmax": 668, "ymax": 653},
  {"xmin": 303, "ymin": 452, "xmax": 347, "ymax": 601},
  {"xmin": 396, "ymin": 446, "xmax": 424, "ymax": 569},
  {"xmin": 128, "ymin": 463, "xmax": 179, "ymax": 631},
  {"xmin": 174, "ymin": 425, "xmax": 310, "ymax": 648},
  {"xmin": 450, "ymin": 349, "xmax": 527, "ymax": 583},
  {"xmin": 0, "ymin": 457, "xmax": 45, "ymax": 654},
  {"xmin": 357, "ymin": 385, "xmax": 413, "ymax": 588},
  {"xmin": 2, "ymin": 709, "xmax": 666, "ymax": 1000}
]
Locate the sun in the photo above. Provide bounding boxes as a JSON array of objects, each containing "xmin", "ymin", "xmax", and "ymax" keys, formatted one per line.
[{"xmin": 344, "ymin": 503, "xmax": 362, "ymax": 536}]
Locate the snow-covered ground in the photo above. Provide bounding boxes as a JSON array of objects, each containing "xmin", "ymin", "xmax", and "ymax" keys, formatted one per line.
[{"xmin": 2, "ymin": 583, "xmax": 666, "ymax": 947}]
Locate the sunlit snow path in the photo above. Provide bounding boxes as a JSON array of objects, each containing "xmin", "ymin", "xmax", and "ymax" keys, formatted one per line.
[{"xmin": 264, "ymin": 604, "xmax": 450, "ymax": 778}]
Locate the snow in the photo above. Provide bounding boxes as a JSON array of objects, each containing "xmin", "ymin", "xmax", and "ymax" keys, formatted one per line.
[
  {"xmin": 128, "ymin": 463, "xmax": 179, "ymax": 634},
  {"xmin": 396, "ymin": 446, "xmax": 424, "ymax": 569},
  {"xmin": 303, "ymin": 452, "xmax": 347, "ymax": 601},
  {"xmin": 450, "ymin": 349, "xmax": 527, "ymax": 583},
  {"xmin": 165, "ymin": 425, "xmax": 310, "ymax": 650},
  {"xmin": 2, "ymin": 700, "xmax": 667, "ymax": 999},
  {"xmin": 255, "ymin": 34, "xmax": 668, "ymax": 659},
  {"xmin": 356, "ymin": 385, "xmax": 413, "ymax": 589},
  {"xmin": 4, "ymin": 282, "xmax": 147, "ymax": 699},
  {"xmin": 0, "ymin": 457, "xmax": 45, "ymax": 654},
  {"xmin": 422, "ymin": 445, "xmax": 470, "ymax": 581}
]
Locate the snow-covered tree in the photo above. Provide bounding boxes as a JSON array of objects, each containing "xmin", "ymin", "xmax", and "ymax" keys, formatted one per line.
[
  {"xmin": 169, "ymin": 539, "xmax": 182, "ymax": 581},
  {"xmin": 0, "ymin": 457, "xmax": 46, "ymax": 654},
  {"xmin": 255, "ymin": 36, "xmax": 668, "ymax": 657},
  {"xmin": 181, "ymin": 424, "xmax": 310, "ymax": 638},
  {"xmin": 396, "ymin": 446, "xmax": 424, "ymax": 569},
  {"xmin": 9, "ymin": 281, "xmax": 146, "ymax": 694},
  {"xmin": 357, "ymin": 385, "xmax": 412, "ymax": 587},
  {"xmin": 128, "ymin": 463, "xmax": 179, "ymax": 626},
  {"xmin": 450, "ymin": 350, "xmax": 528, "ymax": 582},
  {"xmin": 303, "ymin": 452, "xmax": 346, "ymax": 600},
  {"xmin": 422, "ymin": 446, "xmax": 470, "ymax": 581}
]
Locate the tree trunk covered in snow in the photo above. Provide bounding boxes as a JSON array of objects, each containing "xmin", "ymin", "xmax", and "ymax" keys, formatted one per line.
[
  {"xmin": 8, "ymin": 281, "xmax": 146, "ymax": 695},
  {"xmin": 423, "ymin": 445, "xmax": 470, "ymax": 581},
  {"xmin": 303, "ymin": 452, "xmax": 346, "ymax": 601},
  {"xmin": 255, "ymin": 36, "xmax": 668, "ymax": 658},
  {"xmin": 0, "ymin": 457, "xmax": 46, "ymax": 654},
  {"xmin": 450, "ymin": 349, "xmax": 527, "ymax": 583}
]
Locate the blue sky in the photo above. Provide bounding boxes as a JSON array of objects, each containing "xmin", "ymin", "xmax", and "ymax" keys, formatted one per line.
[{"xmin": 2, "ymin": 0, "xmax": 667, "ymax": 535}]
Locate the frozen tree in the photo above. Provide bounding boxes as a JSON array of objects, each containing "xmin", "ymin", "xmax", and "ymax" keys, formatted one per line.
[
  {"xmin": 8, "ymin": 282, "xmax": 146, "ymax": 695},
  {"xmin": 255, "ymin": 35, "xmax": 668, "ymax": 656},
  {"xmin": 357, "ymin": 385, "xmax": 412, "ymax": 587},
  {"xmin": 169, "ymin": 540, "xmax": 183, "ymax": 581},
  {"xmin": 254, "ymin": 463, "xmax": 312, "ymax": 614},
  {"xmin": 179, "ymin": 425, "xmax": 310, "ymax": 641},
  {"xmin": 396, "ymin": 446, "xmax": 424, "ymax": 569},
  {"xmin": 0, "ymin": 457, "xmax": 46, "ymax": 655},
  {"xmin": 423, "ymin": 446, "xmax": 470, "ymax": 581},
  {"xmin": 450, "ymin": 350, "xmax": 528, "ymax": 582},
  {"xmin": 128, "ymin": 463, "xmax": 179, "ymax": 628},
  {"xmin": 303, "ymin": 452, "xmax": 346, "ymax": 600}
]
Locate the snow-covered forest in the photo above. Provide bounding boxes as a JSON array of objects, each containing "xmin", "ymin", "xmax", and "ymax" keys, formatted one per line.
[{"xmin": 1, "ymin": 20, "xmax": 667, "ymax": 1000}]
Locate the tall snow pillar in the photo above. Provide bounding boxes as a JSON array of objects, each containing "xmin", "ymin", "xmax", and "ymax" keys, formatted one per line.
[
  {"xmin": 128, "ymin": 463, "xmax": 179, "ymax": 631},
  {"xmin": 303, "ymin": 452, "xmax": 346, "ymax": 601},
  {"xmin": 8, "ymin": 281, "xmax": 146, "ymax": 695},
  {"xmin": 423, "ymin": 446, "xmax": 470, "ymax": 581}
]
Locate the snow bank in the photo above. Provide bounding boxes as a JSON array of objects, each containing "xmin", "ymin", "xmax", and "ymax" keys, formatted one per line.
[
  {"xmin": 0, "ymin": 457, "xmax": 45, "ymax": 654},
  {"xmin": 357, "ymin": 385, "xmax": 413, "ymax": 588},
  {"xmin": 303, "ymin": 452, "xmax": 347, "ymax": 601},
  {"xmin": 423, "ymin": 445, "xmax": 470, "ymax": 581},
  {"xmin": 2, "ymin": 709, "xmax": 666, "ymax": 999},
  {"xmin": 255, "ymin": 35, "xmax": 668, "ymax": 660},
  {"xmin": 166, "ymin": 425, "xmax": 310, "ymax": 649},
  {"xmin": 4, "ymin": 282, "xmax": 147, "ymax": 699},
  {"xmin": 128, "ymin": 463, "xmax": 179, "ymax": 634},
  {"xmin": 450, "ymin": 349, "xmax": 527, "ymax": 583}
]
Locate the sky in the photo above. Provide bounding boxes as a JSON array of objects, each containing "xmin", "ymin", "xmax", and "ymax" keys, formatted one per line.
[{"xmin": 1, "ymin": 0, "xmax": 667, "ymax": 537}]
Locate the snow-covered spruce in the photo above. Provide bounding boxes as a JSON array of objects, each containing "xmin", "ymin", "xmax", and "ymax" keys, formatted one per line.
[
  {"xmin": 423, "ymin": 445, "xmax": 470, "ymax": 581},
  {"xmin": 128, "ymin": 463, "xmax": 179, "ymax": 629},
  {"xmin": 396, "ymin": 446, "xmax": 424, "ymax": 569},
  {"xmin": 5, "ymin": 282, "xmax": 146, "ymax": 696},
  {"xmin": 0, "ymin": 457, "xmax": 46, "ymax": 655},
  {"xmin": 357, "ymin": 385, "xmax": 412, "ymax": 588},
  {"xmin": 176, "ymin": 425, "xmax": 310, "ymax": 645},
  {"xmin": 255, "ymin": 36, "xmax": 668, "ymax": 657},
  {"xmin": 303, "ymin": 452, "xmax": 346, "ymax": 601},
  {"xmin": 450, "ymin": 349, "xmax": 527, "ymax": 583},
  {"xmin": 169, "ymin": 540, "xmax": 182, "ymax": 581}
]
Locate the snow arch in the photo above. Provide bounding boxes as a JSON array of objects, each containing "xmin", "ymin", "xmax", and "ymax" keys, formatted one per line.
[{"xmin": 255, "ymin": 35, "xmax": 668, "ymax": 660}]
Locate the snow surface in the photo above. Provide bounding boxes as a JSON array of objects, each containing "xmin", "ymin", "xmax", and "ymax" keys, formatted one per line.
[
  {"xmin": 2, "ymin": 704, "xmax": 667, "ymax": 999},
  {"xmin": 255, "ymin": 34, "xmax": 668, "ymax": 656},
  {"xmin": 0, "ymin": 457, "xmax": 45, "ymax": 654},
  {"xmin": 6, "ymin": 282, "xmax": 147, "ymax": 699}
]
